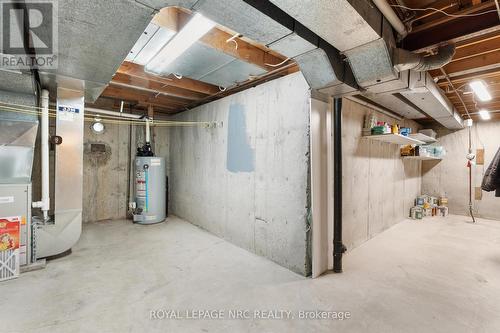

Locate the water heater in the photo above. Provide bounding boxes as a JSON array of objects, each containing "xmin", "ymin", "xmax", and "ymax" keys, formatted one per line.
[{"xmin": 133, "ymin": 156, "xmax": 166, "ymax": 224}]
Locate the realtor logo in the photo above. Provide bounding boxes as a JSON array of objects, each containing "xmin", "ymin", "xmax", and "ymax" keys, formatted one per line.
[{"xmin": 0, "ymin": 0, "xmax": 57, "ymax": 69}]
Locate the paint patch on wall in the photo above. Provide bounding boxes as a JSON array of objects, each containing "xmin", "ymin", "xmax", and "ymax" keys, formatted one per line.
[{"xmin": 226, "ymin": 104, "xmax": 254, "ymax": 172}]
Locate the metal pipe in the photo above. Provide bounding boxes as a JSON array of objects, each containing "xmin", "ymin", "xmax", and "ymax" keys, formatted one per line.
[
  {"xmin": 145, "ymin": 117, "xmax": 151, "ymax": 143},
  {"xmin": 372, "ymin": 0, "xmax": 408, "ymax": 37},
  {"xmin": 333, "ymin": 98, "xmax": 346, "ymax": 273},
  {"xmin": 85, "ymin": 107, "xmax": 143, "ymax": 119},
  {"xmin": 394, "ymin": 44, "xmax": 456, "ymax": 72},
  {"xmin": 35, "ymin": 89, "xmax": 50, "ymax": 221}
]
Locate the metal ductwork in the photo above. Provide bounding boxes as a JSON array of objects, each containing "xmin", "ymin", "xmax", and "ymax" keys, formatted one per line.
[
  {"xmin": 36, "ymin": 81, "xmax": 85, "ymax": 258},
  {"xmin": 268, "ymin": 0, "xmax": 463, "ymax": 129},
  {"xmin": 394, "ymin": 44, "xmax": 456, "ymax": 72},
  {"xmin": 188, "ymin": 0, "xmax": 359, "ymax": 95},
  {"xmin": 401, "ymin": 72, "xmax": 463, "ymax": 129}
]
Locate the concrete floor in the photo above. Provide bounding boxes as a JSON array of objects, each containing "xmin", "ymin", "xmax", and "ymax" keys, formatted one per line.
[{"xmin": 3, "ymin": 214, "xmax": 500, "ymax": 333}]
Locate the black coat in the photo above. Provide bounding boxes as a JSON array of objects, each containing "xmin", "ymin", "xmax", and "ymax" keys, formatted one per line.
[{"xmin": 482, "ymin": 147, "xmax": 500, "ymax": 197}]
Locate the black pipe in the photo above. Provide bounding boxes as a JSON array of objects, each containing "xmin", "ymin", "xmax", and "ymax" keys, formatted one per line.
[{"xmin": 333, "ymin": 98, "xmax": 346, "ymax": 273}]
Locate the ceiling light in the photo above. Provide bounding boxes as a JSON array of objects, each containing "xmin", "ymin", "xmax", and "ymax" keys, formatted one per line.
[
  {"xmin": 469, "ymin": 80, "xmax": 492, "ymax": 102},
  {"xmin": 146, "ymin": 13, "xmax": 216, "ymax": 75},
  {"xmin": 91, "ymin": 116, "xmax": 105, "ymax": 134},
  {"xmin": 478, "ymin": 109, "xmax": 491, "ymax": 120}
]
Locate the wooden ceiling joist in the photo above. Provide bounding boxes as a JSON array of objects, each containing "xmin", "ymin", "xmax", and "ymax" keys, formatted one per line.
[
  {"xmin": 112, "ymin": 72, "xmax": 208, "ymax": 101},
  {"xmin": 159, "ymin": 8, "xmax": 288, "ymax": 71},
  {"xmin": 429, "ymin": 47, "xmax": 500, "ymax": 78},
  {"xmin": 403, "ymin": 1, "xmax": 499, "ymax": 52},
  {"xmin": 116, "ymin": 62, "xmax": 220, "ymax": 95},
  {"xmin": 100, "ymin": 85, "xmax": 190, "ymax": 112}
]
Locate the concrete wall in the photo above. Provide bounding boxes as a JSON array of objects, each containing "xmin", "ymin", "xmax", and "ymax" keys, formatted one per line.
[
  {"xmin": 342, "ymin": 99, "xmax": 422, "ymax": 251},
  {"xmin": 167, "ymin": 72, "xmax": 312, "ymax": 275},
  {"xmin": 82, "ymin": 123, "xmax": 131, "ymax": 222},
  {"xmin": 422, "ymin": 121, "xmax": 500, "ymax": 221}
]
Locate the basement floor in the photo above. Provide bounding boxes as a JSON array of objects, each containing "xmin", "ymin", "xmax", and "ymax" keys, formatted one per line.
[{"xmin": 3, "ymin": 214, "xmax": 500, "ymax": 333}]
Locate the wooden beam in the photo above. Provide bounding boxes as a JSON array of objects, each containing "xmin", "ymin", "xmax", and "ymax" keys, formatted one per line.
[
  {"xmin": 429, "ymin": 50, "xmax": 500, "ymax": 78},
  {"xmin": 151, "ymin": 7, "xmax": 178, "ymax": 31},
  {"xmin": 116, "ymin": 61, "xmax": 220, "ymax": 95},
  {"xmin": 452, "ymin": 34, "xmax": 500, "ymax": 63},
  {"xmin": 436, "ymin": 68, "xmax": 500, "ymax": 86},
  {"xmin": 403, "ymin": 2, "xmax": 499, "ymax": 51},
  {"xmin": 100, "ymin": 85, "xmax": 188, "ymax": 110},
  {"xmin": 148, "ymin": 104, "xmax": 154, "ymax": 118},
  {"xmin": 112, "ymin": 72, "xmax": 208, "ymax": 100},
  {"xmin": 161, "ymin": 9, "xmax": 287, "ymax": 71}
]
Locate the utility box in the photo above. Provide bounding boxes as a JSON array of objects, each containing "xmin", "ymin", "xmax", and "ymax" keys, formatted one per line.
[{"xmin": 0, "ymin": 118, "xmax": 38, "ymax": 271}]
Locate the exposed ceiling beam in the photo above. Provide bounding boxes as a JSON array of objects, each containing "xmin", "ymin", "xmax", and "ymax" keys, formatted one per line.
[
  {"xmin": 112, "ymin": 72, "xmax": 208, "ymax": 100},
  {"xmin": 116, "ymin": 61, "xmax": 220, "ymax": 95},
  {"xmin": 100, "ymin": 85, "xmax": 189, "ymax": 111},
  {"xmin": 430, "ymin": 52, "xmax": 500, "ymax": 79},
  {"xmin": 403, "ymin": 2, "xmax": 499, "ymax": 52},
  {"xmin": 436, "ymin": 68, "xmax": 500, "ymax": 86},
  {"xmin": 157, "ymin": 8, "xmax": 288, "ymax": 71}
]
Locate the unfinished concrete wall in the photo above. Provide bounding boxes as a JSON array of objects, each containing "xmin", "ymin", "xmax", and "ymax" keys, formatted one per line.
[
  {"xmin": 82, "ymin": 123, "xmax": 131, "ymax": 222},
  {"xmin": 342, "ymin": 98, "xmax": 422, "ymax": 251},
  {"xmin": 422, "ymin": 121, "xmax": 500, "ymax": 221},
  {"xmin": 167, "ymin": 72, "xmax": 311, "ymax": 275}
]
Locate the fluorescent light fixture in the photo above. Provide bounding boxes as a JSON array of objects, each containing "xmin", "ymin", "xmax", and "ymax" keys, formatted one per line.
[
  {"xmin": 478, "ymin": 109, "xmax": 491, "ymax": 120},
  {"xmin": 134, "ymin": 27, "xmax": 176, "ymax": 66},
  {"xmin": 146, "ymin": 13, "xmax": 216, "ymax": 74},
  {"xmin": 469, "ymin": 80, "xmax": 492, "ymax": 102}
]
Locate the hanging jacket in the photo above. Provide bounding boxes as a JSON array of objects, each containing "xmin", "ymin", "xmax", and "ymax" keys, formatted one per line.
[{"xmin": 482, "ymin": 147, "xmax": 500, "ymax": 197}]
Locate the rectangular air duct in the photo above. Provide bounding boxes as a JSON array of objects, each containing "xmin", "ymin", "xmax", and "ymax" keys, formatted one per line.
[{"xmin": 36, "ymin": 82, "xmax": 84, "ymax": 258}]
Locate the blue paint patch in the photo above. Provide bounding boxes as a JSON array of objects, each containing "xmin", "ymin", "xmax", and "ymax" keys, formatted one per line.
[{"xmin": 227, "ymin": 104, "xmax": 255, "ymax": 173}]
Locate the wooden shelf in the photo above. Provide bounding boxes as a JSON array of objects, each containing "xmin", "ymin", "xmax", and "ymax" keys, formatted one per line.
[
  {"xmin": 363, "ymin": 134, "xmax": 425, "ymax": 145},
  {"xmin": 402, "ymin": 156, "xmax": 442, "ymax": 161},
  {"xmin": 409, "ymin": 133, "xmax": 437, "ymax": 144}
]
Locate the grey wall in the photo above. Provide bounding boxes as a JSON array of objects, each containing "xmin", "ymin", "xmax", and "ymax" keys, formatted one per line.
[
  {"xmin": 422, "ymin": 121, "xmax": 500, "ymax": 221},
  {"xmin": 82, "ymin": 123, "xmax": 131, "ymax": 222},
  {"xmin": 167, "ymin": 72, "xmax": 312, "ymax": 275},
  {"xmin": 342, "ymin": 99, "xmax": 422, "ymax": 251}
]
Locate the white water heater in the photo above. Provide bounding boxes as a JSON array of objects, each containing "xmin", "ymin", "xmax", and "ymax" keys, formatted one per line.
[{"xmin": 133, "ymin": 157, "xmax": 166, "ymax": 224}]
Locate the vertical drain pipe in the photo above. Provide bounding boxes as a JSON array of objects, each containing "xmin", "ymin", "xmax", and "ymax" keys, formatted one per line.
[
  {"xmin": 333, "ymin": 98, "xmax": 346, "ymax": 273},
  {"xmin": 40, "ymin": 90, "xmax": 50, "ymax": 221}
]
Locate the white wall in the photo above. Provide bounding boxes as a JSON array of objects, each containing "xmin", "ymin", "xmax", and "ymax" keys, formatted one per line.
[
  {"xmin": 422, "ymin": 121, "xmax": 500, "ymax": 221},
  {"xmin": 167, "ymin": 73, "xmax": 312, "ymax": 275},
  {"xmin": 342, "ymin": 99, "xmax": 422, "ymax": 250}
]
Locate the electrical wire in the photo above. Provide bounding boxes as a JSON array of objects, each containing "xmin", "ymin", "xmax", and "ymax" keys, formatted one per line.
[
  {"xmin": 0, "ymin": 101, "xmax": 212, "ymax": 127},
  {"xmin": 226, "ymin": 33, "xmax": 241, "ymax": 50},
  {"xmin": 390, "ymin": 4, "xmax": 498, "ymax": 18},
  {"xmin": 264, "ymin": 57, "xmax": 291, "ymax": 67}
]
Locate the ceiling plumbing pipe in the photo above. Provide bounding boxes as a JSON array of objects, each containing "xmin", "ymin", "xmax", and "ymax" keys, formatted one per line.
[
  {"xmin": 394, "ymin": 44, "xmax": 456, "ymax": 72},
  {"xmin": 86, "ymin": 107, "xmax": 143, "ymax": 119},
  {"xmin": 145, "ymin": 117, "xmax": 151, "ymax": 143},
  {"xmin": 32, "ymin": 89, "xmax": 50, "ymax": 221},
  {"xmin": 372, "ymin": 0, "xmax": 408, "ymax": 38}
]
